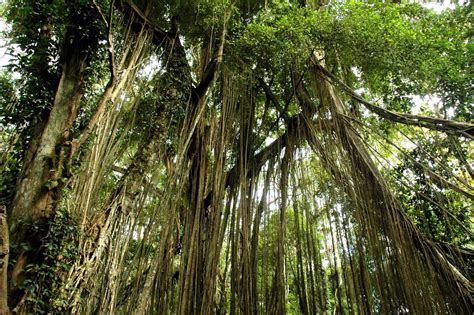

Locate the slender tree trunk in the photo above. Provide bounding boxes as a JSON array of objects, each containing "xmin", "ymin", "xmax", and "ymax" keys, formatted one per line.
[{"xmin": 0, "ymin": 206, "xmax": 9, "ymax": 314}]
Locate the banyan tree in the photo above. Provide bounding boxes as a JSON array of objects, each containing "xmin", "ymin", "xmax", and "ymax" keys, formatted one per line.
[{"xmin": 0, "ymin": 0, "xmax": 472, "ymax": 313}]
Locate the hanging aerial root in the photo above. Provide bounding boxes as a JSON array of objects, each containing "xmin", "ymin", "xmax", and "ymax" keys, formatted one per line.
[{"xmin": 299, "ymin": 64, "xmax": 473, "ymax": 313}]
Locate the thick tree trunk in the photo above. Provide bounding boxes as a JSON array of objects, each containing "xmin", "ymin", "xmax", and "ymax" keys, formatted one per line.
[
  {"xmin": 10, "ymin": 35, "xmax": 88, "ymax": 226},
  {"xmin": 8, "ymin": 10, "xmax": 97, "ymax": 309}
]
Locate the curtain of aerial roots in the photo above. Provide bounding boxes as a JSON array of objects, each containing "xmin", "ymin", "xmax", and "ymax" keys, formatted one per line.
[
  {"xmin": 58, "ymin": 49, "xmax": 471, "ymax": 314},
  {"xmin": 296, "ymin": 66, "xmax": 470, "ymax": 313},
  {"xmin": 118, "ymin": 69, "xmax": 239, "ymax": 314},
  {"xmin": 60, "ymin": 18, "xmax": 154, "ymax": 313},
  {"xmin": 216, "ymin": 72, "xmax": 470, "ymax": 314}
]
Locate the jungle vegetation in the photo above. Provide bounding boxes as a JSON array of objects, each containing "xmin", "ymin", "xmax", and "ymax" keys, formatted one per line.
[{"xmin": 0, "ymin": 0, "xmax": 472, "ymax": 313}]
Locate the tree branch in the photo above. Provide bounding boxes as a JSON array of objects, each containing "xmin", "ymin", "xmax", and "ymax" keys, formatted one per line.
[
  {"xmin": 115, "ymin": 0, "xmax": 168, "ymax": 45},
  {"xmin": 193, "ymin": 11, "xmax": 229, "ymax": 101},
  {"xmin": 257, "ymin": 78, "xmax": 290, "ymax": 123},
  {"xmin": 224, "ymin": 112, "xmax": 309, "ymax": 189},
  {"xmin": 71, "ymin": 1, "xmax": 117, "ymax": 158},
  {"xmin": 314, "ymin": 63, "xmax": 474, "ymax": 138}
]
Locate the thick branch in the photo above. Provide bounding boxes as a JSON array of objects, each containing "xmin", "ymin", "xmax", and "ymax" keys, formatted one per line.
[
  {"xmin": 193, "ymin": 14, "xmax": 228, "ymax": 101},
  {"xmin": 116, "ymin": 0, "xmax": 168, "ymax": 45},
  {"xmin": 225, "ymin": 113, "xmax": 309, "ymax": 189},
  {"xmin": 257, "ymin": 78, "xmax": 290, "ymax": 123},
  {"xmin": 224, "ymin": 68, "xmax": 320, "ymax": 191},
  {"xmin": 314, "ymin": 64, "xmax": 474, "ymax": 138},
  {"xmin": 72, "ymin": 1, "xmax": 117, "ymax": 158}
]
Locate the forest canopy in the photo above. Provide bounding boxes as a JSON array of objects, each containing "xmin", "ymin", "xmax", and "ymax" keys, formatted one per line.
[{"xmin": 0, "ymin": 0, "xmax": 472, "ymax": 314}]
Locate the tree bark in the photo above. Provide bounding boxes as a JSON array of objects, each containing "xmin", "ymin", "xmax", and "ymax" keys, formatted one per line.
[
  {"xmin": 8, "ymin": 6, "xmax": 98, "ymax": 309},
  {"xmin": 10, "ymin": 42, "xmax": 87, "ymax": 225}
]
